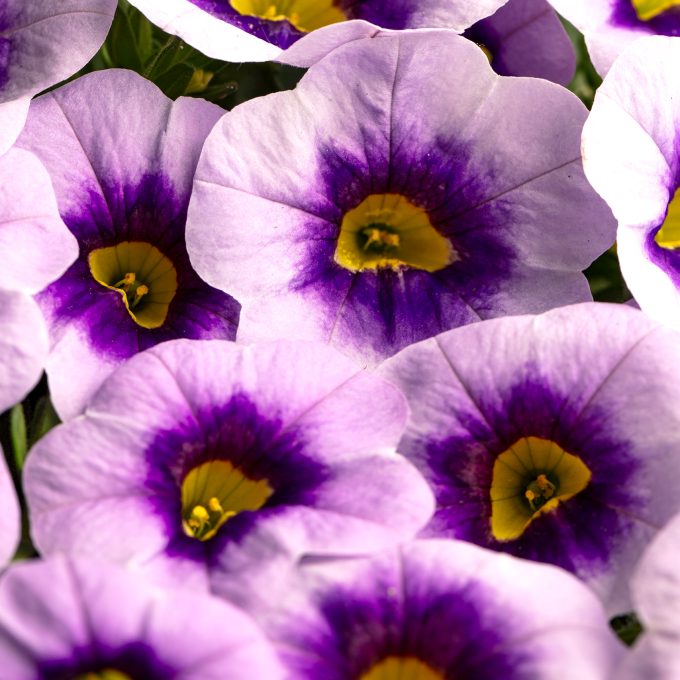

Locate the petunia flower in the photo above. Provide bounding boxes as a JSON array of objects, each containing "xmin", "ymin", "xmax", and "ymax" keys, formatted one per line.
[
  {"xmin": 464, "ymin": 0, "xmax": 576, "ymax": 84},
  {"xmin": 618, "ymin": 511, "xmax": 680, "ymax": 678},
  {"xmin": 0, "ymin": 556, "xmax": 285, "ymax": 679},
  {"xmin": 548, "ymin": 0, "xmax": 680, "ymax": 75},
  {"xmin": 24, "ymin": 339, "xmax": 434, "ymax": 614},
  {"xmin": 15, "ymin": 68, "xmax": 240, "ymax": 421},
  {"xmin": 125, "ymin": 0, "xmax": 510, "ymax": 64},
  {"xmin": 582, "ymin": 36, "xmax": 680, "ymax": 330},
  {"xmin": 186, "ymin": 31, "xmax": 614, "ymax": 367},
  {"xmin": 377, "ymin": 302, "xmax": 680, "ymax": 613},
  {"xmin": 0, "ymin": 0, "xmax": 116, "ymax": 155},
  {"xmin": 263, "ymin": 539, "xmax": 623, "ymax": 679}
]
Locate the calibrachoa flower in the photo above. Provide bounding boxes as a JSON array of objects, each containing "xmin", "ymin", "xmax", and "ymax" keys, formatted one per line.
[
  {"xmin": 24, "ymin": 340, "xmax": 434, "ymax": 613},
  {"xmin": 0, "ymin": 0, "xmax": 116, "ymax": 155},
  {"xmin": 126, "ymin": 0, "xmax": 509, "ymax": 64},
  {"xmin": 263, "ymin": 539, "xmax": 623, "ymax": 679},
  {"xmin": 377, "ymin": 302, "xmax": 680, "ymax": 613},
  {"xmin": 0, "ymin": 147, "xmax": 77, "ymax": 412},
  {"xmin": 548, "ymin": 0, "xmax": 680, "ymax": 75},
  {"xmin": 582, "ymin": 37, "xmax": 680, "ymax": 331},
  {"xmin": 16, "ymin": 68, "xmax": 240, "ymax": 420},
  {"xmin": 618, "ymin": 511, "xmax": 680, "ymax": 678},
  {"xmin": 464, "ymin": 0, "xmax": 576, "ymax": 84},
  {"xmin": 0, "ymin": 556, "xmax": 285, "ymax": 679},
  {"xmin": 187, "ymin": 31, "xmax": 614, "ymax": 367}
]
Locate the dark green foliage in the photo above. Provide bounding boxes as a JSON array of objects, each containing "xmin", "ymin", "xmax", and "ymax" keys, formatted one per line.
[
  {"xmin": 611, "ymin": 612, "xmax": 644, "ymax": 646},
  {"xmin": 71, "ymin": 0, "xmax": 304, "ymax": 107}
]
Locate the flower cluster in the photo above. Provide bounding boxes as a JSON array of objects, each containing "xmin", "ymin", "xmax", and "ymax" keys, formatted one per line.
[{"xmin": 1, "ymin": 0, "xmax": 680, "ymax": 676}]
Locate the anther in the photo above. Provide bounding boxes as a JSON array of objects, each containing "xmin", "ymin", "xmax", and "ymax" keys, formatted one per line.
[
  {"xmin": 129, "ymin": 284, "xmax": 149, "ymax": 309},
  {"xmin": 361, "ymin": 227, "xmax": 401, "ymax": 252},
  {"xmin": 191, "ymin": 505, "xmax": 209, "ymax": 522},
  {"xmin": 113, "ymin": 272, "xmax": 137, "ymax": 290},
  {"xmin": 208, "ymin": 497, "xmax": 224, "ymax": 514}
]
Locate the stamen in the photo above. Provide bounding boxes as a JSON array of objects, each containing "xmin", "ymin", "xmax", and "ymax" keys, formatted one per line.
[
  {"xmin": 208, "ymin": 497, "xmax": 224, "ymax": 513},
  {"xmin": 361, "ymin": 227, "xmax": 401, "ymax": 251},
  {"xmin": 191, "ymin": 505, "xmax": 209, "ymax": 521},
  {"xmin": 130, "ymin": 284, "xmax": 149, "ymax": 309},
  {"xmin": 536, "ymin": 474, "xmax": 555, "ymax": 498},
  {"xmin": 525, "ymin": 474, "xmax": 557, "ymax": 512},
  {"xmin": 113, "ymin": 272, "xmax": 137, "ymax": 289}
]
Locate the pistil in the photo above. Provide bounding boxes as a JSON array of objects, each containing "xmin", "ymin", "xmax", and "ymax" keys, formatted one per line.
[{"xmin": 525, "ymin": 473, "xmax": 556, "ymax": 512}]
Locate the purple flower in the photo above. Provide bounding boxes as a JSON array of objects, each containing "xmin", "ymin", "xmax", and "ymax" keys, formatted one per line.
[
  {"xmin": 582, "ymin": 36, "xmax": 680, "ymax": 331},
  {"xmin": 378, "ymin": 302, "xmax": 680, "ymax": 613},
  {"xmin": 0, "ymin": 556, "xmax": 285, "ymax": 679},
  {"xmin": 187, "ymin": 31, "xmax": 614, "ymax": 367},
  {"xmin": 619, "ymin": 511, "xmax": 680, "ymax": 678},
  {"xmin": 24, "ymin": 339, "xmax": 433, "ymax": 613},
  {"xmin": 16, "ymin": 69, "xmax": 240, "ymax": 420},
  {"xmin": 265, "ymin": 539, "xmax": 623, "ymax": 679},
  {"xmin": 126, "ymin": 0, "xmax": 509, "ymax": 63},
  {"xmin": 0, "ymin": 0, "xmax": 116, "ymax": 154},
  {"xmin": 548, "ymin": 0, "xmax": 680, "ymax": 75},
  {"xmin": 464, "ymin": 0, "xmax": 576, "ymax": 84}
]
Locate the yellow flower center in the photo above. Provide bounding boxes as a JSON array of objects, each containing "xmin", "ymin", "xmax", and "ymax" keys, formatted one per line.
[
  {"xmin": 229, "ymin": 0, "xmax": 346, "ymax": 32},
  {"xmin": 360, "ymin": 657, "xmax": 444, "ymax": 680},
  {"xmin": 181, "ymin": 460, "xmax": 273, "ymax": 541},
  {"xmin": 334, "ymin": 194, "xmax": 456, "ymax": 273},
  {"xmin": 654, "ymin": 187, "xmax": 680, "ymax": 249},
  {"xmin": 88, "ymin": 241, "xmax": 178, "ymax": 329},
  {"xmin": 489, "ymin": 437, "xmax": 592, "ymax": 542},
  {"xmin": 75, "ymin": 672, "xmax": 132, "ymax": 680},
  {"xmin": 632, "ymin": 0, "xmax": 680, "ymax": 19}
]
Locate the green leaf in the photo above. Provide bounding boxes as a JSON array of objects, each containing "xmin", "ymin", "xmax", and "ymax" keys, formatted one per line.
[
  {"xmin": 129, "ymin": 5, "xmax": 154, "ymax": 64},
  {"xmin": 154, "ymin": 63, "xmax": 195, "ymax": 99},
  {"xmin": 28, "ymin": 396, "xmax": 61, "ymax": 449},
  {"xmin": 611, "ymin": 612, "xmax": 643, "ymax": 646},
  {"xmin": 562, "ymin": 17, "xmax": 602, "ymax": 109},
  {"xmin": 145, "ymin": 37, "xmax": 191, "ymax": 80},
  {"xmin": 109, "ymin": 7, "xmax": 146, "ymax": 71},
  {"xmin": 9, "ymin": 404, "xmax": 27, "ymax": 471},
  {"xmin": 585, "ymin": 249, "xmax": 629, "ymax": 303}
]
